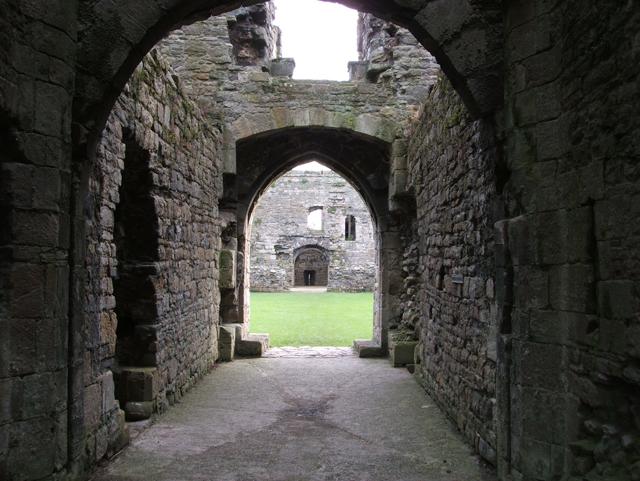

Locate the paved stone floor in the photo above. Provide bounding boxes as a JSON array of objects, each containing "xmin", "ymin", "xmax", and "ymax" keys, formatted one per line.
[
  {"xmin": 92, "ymin": 357, "xmax": 496, "ymax": 481},
  {"xmin": 288, "ymin": 287, "xmax": 328, "ymax": 293},
  {"xmin": 263, "ymin": 346, "xmax": 355, "ymax": 358}
]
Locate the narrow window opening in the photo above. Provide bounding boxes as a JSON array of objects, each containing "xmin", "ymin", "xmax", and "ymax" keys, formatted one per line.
[
  {"xmin": 345, "ymin": 215, "xmax": 356, "ymax": 241},
  {"xmin": 308, "ymin": 206, "xmax": 323, "ymax": 230}
]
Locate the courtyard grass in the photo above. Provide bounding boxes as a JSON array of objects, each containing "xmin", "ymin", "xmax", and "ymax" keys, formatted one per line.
[{"xmin": 249, "ymin": 291, "xmax": 374, "ymax": 347}]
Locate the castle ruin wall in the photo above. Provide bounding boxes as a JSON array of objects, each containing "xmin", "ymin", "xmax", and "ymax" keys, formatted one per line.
[
  {"xmin": 83, "ymin": 51, "xmax": 223, "ymax": 462},
  {"xmin": 250, "ymin": 169, "xmax": 376, "ymax": 292}
]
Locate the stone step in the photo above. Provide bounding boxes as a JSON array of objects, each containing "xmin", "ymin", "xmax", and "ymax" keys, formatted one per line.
[
  {"xmin": 124, "ymin": 401, "xmax": 154, "ymax": 422},
  {"xmin": 236, "ymin": 333, "xmax": 270, "ymax": 357},
  {"xmin": 114, "ymin": 367, "xmax": 159, "ymax": 403},
  {"xmin": 219, "ymin": 325, "xmax": 236, "ymax": 362},
  {"xmin": 353, "ymin": 339, "xmax": 384, "ymax": 358},
  {"xmin": 389, "ymin": 341, "xmax": 418, "ymax": 368},
  {"xmin": 388, "ymin": 330, "xmax": 419, "ymax": 368}
]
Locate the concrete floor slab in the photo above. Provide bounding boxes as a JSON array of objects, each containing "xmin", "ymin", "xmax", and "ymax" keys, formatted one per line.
[{"xmin": 91, "ymin": 357, "xmax": 496, "ymax": 481}]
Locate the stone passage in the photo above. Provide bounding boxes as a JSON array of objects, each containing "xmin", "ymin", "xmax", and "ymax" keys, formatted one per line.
[
  {"xmin": 91, "ymin": 357, "xmax": 496, "ymax": 481},
  {"xmin": 3, "ymin": 0, "xmax": 640, "ymax": 480},
  {"xmin": 250, "ymin": 167, "xmax": 376, "ymax": 292}
]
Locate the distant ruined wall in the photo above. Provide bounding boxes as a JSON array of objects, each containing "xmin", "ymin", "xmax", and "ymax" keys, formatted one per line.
[
  {"xmin": 84, "ymin": 51, "xmax": 223, "ymax": 463},
  {"xmin": 356, "ymin": 13, "xmax": 440, "ymax": 100},
  {"xmin": 227, "ymin": 3, "xmax": 280, "ymax": 67},
  {"xmin": 250, "ymin": 169, "xmax": 376, "ymax": 292}
]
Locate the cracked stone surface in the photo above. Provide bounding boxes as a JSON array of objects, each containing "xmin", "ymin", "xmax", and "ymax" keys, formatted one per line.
[{"xmin": 91, "ymin": 357, "xmax": 496, "ymax": 481}]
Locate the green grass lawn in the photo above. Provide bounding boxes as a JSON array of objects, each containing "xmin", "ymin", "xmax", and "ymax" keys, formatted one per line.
[{"xmin": 249, "ymin": 291, "xmax": 374, "ymax": 347}]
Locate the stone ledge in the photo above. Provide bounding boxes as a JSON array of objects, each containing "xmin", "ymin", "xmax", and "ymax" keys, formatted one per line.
[
  {"xmin": 390, "ymin": 341, "xmax": 418, "ymax": 368},
  {"xmin": 354, "ymin": 339, "xmax": 384, "ymax": 358},
  {"xmin": 388, "ymin": 330, "xmax": 418, "ymax": 368},
  {"xmin": 236, "ymin": 333, "xmax": 270, "ymax": 357}
]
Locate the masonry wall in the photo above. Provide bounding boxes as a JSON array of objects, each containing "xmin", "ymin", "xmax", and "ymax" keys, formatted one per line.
[
  {"xmin": 250, "ymin": 169, "xmax": 376, "ymax": 292},
  {"xmin": 83, "ymin": 50, "xmax": 223, "ymax": 464},
  {"xmin": 159, "ymin": 11, "xmax": 440, "ymax": 136},
  {"xmin": 159, "ymin": 8, "xmax": 439, "ymax": 341},
  {"xmin": 405, "ymin": 76, "xmax": 498, "ymax": 464},
  {"xmin": 3, "ymin": 2, "xmax": 639, "ymax": 481},
  {"xmin": 561, "ymin": 2, "xmax": 640, "ymax": 475},
  {"xmin": 500, "ymin": 1, "xmax": 640, "ymax": 479},
  {"xmin": 0, "ymin": 3, "xmax": 78, "ymax": 480},
  {"xmin": 356, "ymin": 13, "xmax": 439, "ymax": 99}
]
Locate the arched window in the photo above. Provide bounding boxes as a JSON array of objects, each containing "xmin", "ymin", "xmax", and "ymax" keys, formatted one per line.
[
  {"xmin": 345, "ymin": 215, "xmax": 356, "ymax": 241},
  {"xmin": 307, "ymin": 206, "xmax": 323, "ymax": 230}
]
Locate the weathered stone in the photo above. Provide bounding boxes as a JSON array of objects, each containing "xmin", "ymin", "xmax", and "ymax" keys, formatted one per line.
[
  {"xmin": 219, "ymin": 325, "xmax": 236, "ymax": 362},
  {"xmin": 598, "ymin": 281, "xmax": 636, "ymax": 320},
  {"xmin": 250, "ymin": 169, "xmax": 375, "ymax": 292},
  {"xmin": 117, "ymin": 368, "xmax": 159, "ymax": 403},
  {"xmin": 124, "ymin": 402, "xmax": 154, "ymax": 422},
  {"xmin": 269, "ymin": 58, "xmax": 295, "ymax": 77},
  {"xmin": 404, "ymin": 76, "xmax": 498, "ymax": 464},
  {"xmin": 236, "ymin": 334, "xmax": 269, "ymax": 357},
  {"xmin": 79, "ymin": 48, "xmax": 223, "ymax": 469},
  {"xmin": 354, "ymin": 340, "xmax": 384, "ymax": 358},
  {"xmin": 2, "ymin": 1, "xmax": 640, "ymax": 480},
  {"xmin": 219, "ymin": 250, "xmax": 237, "ymax": 289},
  {"xmin": 389, "ymin": 340, "xmax": 418, "ymax": 368}
]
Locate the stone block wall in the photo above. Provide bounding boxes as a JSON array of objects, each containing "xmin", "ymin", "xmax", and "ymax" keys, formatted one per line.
[
  {"xmin": 5, "ymin": 2, "xmax": 639, "ymax": 480},
  {"xmin": 406, "ymin": 76, "xmax": 498, "ymax": 465},
  {"xmin": 501, "ymin": 1, "xmax": 640, "ymax": 478},
  {"xmin": 159, "ymin": 8, "xmax": 439, "ymax": 137},
  {"xmin": 83, "ymin": 50, "xmax": 223, "ymax": 464},
  {"xmin": 250, "ymin": 169, "xmax": 376, "ymax": 292},
  {"xmin": 0, "ymin": 2, "xmax": 78, "ymax": 479},
  {"xmin": 395, "ymin": 218, "xmax": 421, "ymax": 335}
]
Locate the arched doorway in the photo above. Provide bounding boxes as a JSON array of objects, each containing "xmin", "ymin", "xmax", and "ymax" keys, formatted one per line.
[
  {"xmin": 294, "ymin": 246, "xmax": 329, "ymax": 287},
  {"xmin": 245, "ymin": 159, "xmax": 378, "ymax": 347},
  {"xmin": 229, "ymin": 130, "xmax": 393, "ymax": 354},
  {"xmin": 48, "ymin": 0, "xmax": 504, "ymax": 476}
]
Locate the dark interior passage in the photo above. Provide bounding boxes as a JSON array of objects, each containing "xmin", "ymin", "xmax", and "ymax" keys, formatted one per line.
[
  {"xmin": 294, "ymin": 248, "xmax": 329, "ymax": 287},
  {"xmin": 112, "ymin": 136, "xmax": 161, "ymax": 421}
]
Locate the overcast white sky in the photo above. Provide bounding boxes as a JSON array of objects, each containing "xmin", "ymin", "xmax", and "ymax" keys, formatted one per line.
[
  {"xmin": 273, "ymin": 0, "xmax": 359, "ymax": 81},
  {"xmin": 293, "ymin": 161, "xmax": 331, "ymax": 171}
]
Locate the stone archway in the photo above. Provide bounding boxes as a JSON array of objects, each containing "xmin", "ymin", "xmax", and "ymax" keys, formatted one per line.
[
  {"xmin": 2, "ymin": 1, "xmax": 639, "ymax": 481},
  {"xmin": 221, "ymin": 127, "xmax": 399, "ymax": 358},
  {"xmin": 64, "ymin": 7, "xmax": 505, "ymax": 474},
  {"xmin": 293, "ymin": 246, "xmax": 330, "ymax": 287}
]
